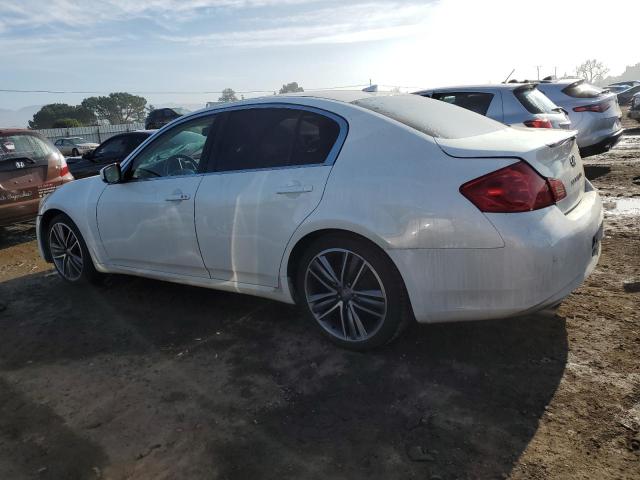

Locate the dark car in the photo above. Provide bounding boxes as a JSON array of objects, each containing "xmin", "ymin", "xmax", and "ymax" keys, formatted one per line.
[
  {"xmin": 628, "ymin": 93, "xmax": 640, "ymax": 123},
  {"xmin": 609, "ymin": 80, "xmax": 640, "ymax": 88},
  {"xmin": 144, "ymin": 108, "xmax": 189, "ymax": 130},
  {"xmin": 614, "ymin": 85, "xmax": 640, "ymax": 106},
  {"xmin": 0, "ymin": 129, "xmax": 73, "ymax": 226},
  {"xmin": 67, "ymin": 131, "xmax": 154, "ymax": 179}
]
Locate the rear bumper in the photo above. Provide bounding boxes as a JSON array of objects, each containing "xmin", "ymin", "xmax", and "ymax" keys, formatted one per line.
[
  {"xmin": 0, "ymin": 198, "xmax": 39, "ymax": 227},
  {"xmin": 389, "ymin": 185, "xmax": 603, "ymax": 324},
  {"xmin": 579, "ymin": 129, "xmax": 623, "ymax": 158}
]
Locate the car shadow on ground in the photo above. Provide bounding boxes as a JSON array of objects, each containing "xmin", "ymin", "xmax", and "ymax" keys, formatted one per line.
[
  {"xmin": 0, "ymin": 272, "xmax": 568, "ymax": 479},
  {"xmin": 0, "ymin": 377, "xmax": 108, "ymax": 480},
  {"xmin": 0, "ymin": 222, "xmax": 37, "ymax": 250}
]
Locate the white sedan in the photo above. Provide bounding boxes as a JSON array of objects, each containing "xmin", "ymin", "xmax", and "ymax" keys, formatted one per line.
[
  {"xmin": 53, "ymin": 137, "xmax": 100, "ymax": 157},
  {"xmin": 36, "ymin": 92, "xmax": 603, "ymax": 350}
]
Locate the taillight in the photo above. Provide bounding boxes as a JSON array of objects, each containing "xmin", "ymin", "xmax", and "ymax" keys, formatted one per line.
[
  {"xmin": 524, "ymin": 119, "xmax": 553, "ymax": 128},
  {"xmin": 573, "ymin": 102, "xmax": 610, "ymax": 113},
  {"xmin": 548, "ymin": 178, "xmax": 567, "ymax": 202},
  {"xmin": 460, "ymin": 161, "xmax": 566, "ymax": 213},
  {"xmin": 58, "ymin": 156, "xmax": 70, "ymax": 177}
]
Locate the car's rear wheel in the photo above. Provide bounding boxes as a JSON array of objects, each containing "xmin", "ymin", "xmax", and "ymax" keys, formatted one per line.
[
  {"xmin": 47, "ymin": 214, "xmax": 101, "ymax": 284},
  {"xmin": 71, "ymin": 148, "xmax": 79, "ymax": 156},
  {"xmin": 296, "ymin": 234, "xmax": 411, "ymax": 350}
]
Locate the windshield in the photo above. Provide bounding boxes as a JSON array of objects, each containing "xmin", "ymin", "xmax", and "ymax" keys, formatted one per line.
[{"xmin": 353, "ymin": 94, "xmax": 506, "ymax": 139}]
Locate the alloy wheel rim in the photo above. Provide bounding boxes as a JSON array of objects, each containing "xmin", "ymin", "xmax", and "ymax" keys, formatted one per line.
[
  {"xmin": 304, "ymin": 248, "xmax": 387, "ymax": 342},
  {"xmin": 49, "ymin": 222, "xmax": 83, "ymax": 281}
]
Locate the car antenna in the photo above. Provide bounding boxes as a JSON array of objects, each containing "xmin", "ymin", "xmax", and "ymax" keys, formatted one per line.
[{"xmin": 502, "ymin": 68, "xmax": 515, "ymax": 84}]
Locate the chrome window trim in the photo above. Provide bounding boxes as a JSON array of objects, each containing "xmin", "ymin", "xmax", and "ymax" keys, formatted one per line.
[{"xmin": 119, "ymin": 102, "xmax": 349, "ymax": 181}]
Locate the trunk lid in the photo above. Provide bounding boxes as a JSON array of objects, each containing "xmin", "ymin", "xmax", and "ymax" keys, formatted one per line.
[{"xmin": 435, "ymin": 128, "xmax": 585, "ymax": 213}]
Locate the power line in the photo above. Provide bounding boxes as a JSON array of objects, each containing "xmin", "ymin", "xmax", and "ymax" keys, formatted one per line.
[{"xmin": 0, "ymin": 83, "xmax": 429, "ymax": 95}]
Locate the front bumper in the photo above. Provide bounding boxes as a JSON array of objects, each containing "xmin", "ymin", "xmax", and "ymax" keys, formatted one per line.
[{"xmin": 389, "ymin": 185, "xmax": 603, "ymax": 324}]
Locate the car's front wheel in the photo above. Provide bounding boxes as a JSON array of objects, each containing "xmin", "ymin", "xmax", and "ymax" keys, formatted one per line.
[
  {"xmin": 296, "ymin": 234, "xmax": 411, "ymax": 350},
  {"xmin": 47, "ymin": 214, "xmax": 101, "ymax": 284}
]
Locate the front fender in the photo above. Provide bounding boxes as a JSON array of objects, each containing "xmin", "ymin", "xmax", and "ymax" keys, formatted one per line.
[{"xmin": 37, "ymin": 177, "xmax": 107, "ymax": 267}]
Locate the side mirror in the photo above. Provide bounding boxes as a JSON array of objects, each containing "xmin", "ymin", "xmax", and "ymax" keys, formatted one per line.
[{"xmin": 100, "ymin": 163, "xmax": 122, "ymax": 184}]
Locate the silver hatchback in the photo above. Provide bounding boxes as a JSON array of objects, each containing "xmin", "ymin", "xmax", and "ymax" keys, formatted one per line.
[
  {"xmin": 536, "ymin": 79, "xmax": 623, "ymax": 157},
  {"xmin": 414, "ymin": 83, "xmax": 571, "ymax": 130}
]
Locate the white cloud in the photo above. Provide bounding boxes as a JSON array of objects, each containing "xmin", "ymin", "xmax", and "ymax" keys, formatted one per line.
[
  {"xmin": 160, "ymin": 2, "xmax": 435, "ymax": 47},
  {"xmin": 0, "ymin": 0, "xmax": 324, "ymax": 28}
]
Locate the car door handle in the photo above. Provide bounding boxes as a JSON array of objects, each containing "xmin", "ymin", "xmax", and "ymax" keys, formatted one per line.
[
  {"xmin": 165, "ymin": 192, "xmax": 190, "ymax": 201},
  {"xmin": 276, "ymin": 184, "xmax": 313, "ymax": 194}
]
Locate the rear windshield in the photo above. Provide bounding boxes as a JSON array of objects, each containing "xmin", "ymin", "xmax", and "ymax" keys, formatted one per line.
[
  {"xmin": 0, "ymin": 134, "xmax": 38, "ymax": 160},
  {"xmin": 562, "ymin": 81, "xmax": 604, "ymax": 98},
  {"xmin": 353, "ymin": 95, "xmax": 506, "ymax": 139},
  {"xmin": 430, "ymin": 92, "xmax": 494, "ymax": 116},
  {"xmin": 514, "ymin": 86, "xmax": 558, "ymax": 114}
]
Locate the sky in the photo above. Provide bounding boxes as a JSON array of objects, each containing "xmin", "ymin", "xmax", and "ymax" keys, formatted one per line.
[{"xmin": 0, "ymin": 0, "xmax": 639, "ymax": 111}]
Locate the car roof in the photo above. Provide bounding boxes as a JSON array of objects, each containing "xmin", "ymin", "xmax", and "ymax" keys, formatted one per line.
[
  {"xmin": 195, "ymin": 90, "xmax": 396, "ymax": 114},
  {"xmin": 0, "ymin": 128, "xmax": 34, "ymax": 136},
  {"xmin": 111, "ymin": 130, "xmax": 155, "ymax": 137},
  {"xmin": 537, "ymin": 78, "xmax": 581, "ymax": 86},
  {"xmin": 414, "ymin": 83, "xmax": 536, "ymax": 94}
]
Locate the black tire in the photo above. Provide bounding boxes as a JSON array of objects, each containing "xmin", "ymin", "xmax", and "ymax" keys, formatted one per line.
[
  {"xmin": 72, "ymin": 148, "xmax": 79, "ymax": 156},
  {"xmin": 47, "ymin": 213, "xmax": 102, "ymax": 284},
  {"xmin": 295, "ymin": 234, "xmax": 411, "ymax": 350}
]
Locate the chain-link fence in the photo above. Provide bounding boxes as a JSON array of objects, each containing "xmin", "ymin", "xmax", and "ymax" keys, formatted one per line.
[{"xmin": 35, "ymin": 123, "xmax": 146, "ymax": 144}]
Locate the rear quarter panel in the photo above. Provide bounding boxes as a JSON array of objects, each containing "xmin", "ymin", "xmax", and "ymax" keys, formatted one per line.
[{"xmin": 287, "ymin": 108, "xmax": 512, "ymax": 251}]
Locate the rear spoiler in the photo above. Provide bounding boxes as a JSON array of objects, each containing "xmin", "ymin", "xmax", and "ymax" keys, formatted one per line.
[{"xmin": 546, "ymin": 134, "xmax": 576, "ymax": 149}]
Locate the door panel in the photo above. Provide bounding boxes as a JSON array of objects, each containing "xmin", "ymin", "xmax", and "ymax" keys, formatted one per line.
[
  {"xmin": 196, "ymin": 165, "xmax": 331, "ymax": 286},
  {"xmin": 97, "ymin": 176, "xmax": 208, "ymax": 277}
]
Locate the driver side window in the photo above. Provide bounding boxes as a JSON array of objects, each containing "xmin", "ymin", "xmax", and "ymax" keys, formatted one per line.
[{"xmin": 129, "ymin": 115, "xmax": 216, "ymax": 180}]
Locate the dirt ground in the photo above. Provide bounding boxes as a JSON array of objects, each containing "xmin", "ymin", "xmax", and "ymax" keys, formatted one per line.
[{"xmin": 0, "ymin": 115, "xmax": 638, "ymax": 480}]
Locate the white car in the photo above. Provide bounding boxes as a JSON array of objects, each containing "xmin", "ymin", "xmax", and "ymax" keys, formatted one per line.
[
  {"xmin": 36, "ymin": 92, "xmax": 603, "ymax": 350},
  {"xmin": 53, "ymin": 137, "xmax": 100, "ymax": 157},
  {"xmin": 536, "ymin": 79, "xmax": 623, "ymax": 157}
]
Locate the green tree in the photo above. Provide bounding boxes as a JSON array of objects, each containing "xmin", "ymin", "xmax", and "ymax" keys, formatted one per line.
[
  {"xmin": 29, "ymin": 103, "xmax": 95, "ymax": 129},
  {"xmin": 218, "ymin": 88, "xmax": 238, "ymax": 103},
  {"xmin": 81, "ymin": 92, "xmax": 148, "ymax": 124},
  {"xmin": 279, "ymin": 82, "xmax": 304, "ymax": 94},
  {"xmin": 52, "ymin": 118, "xmax": 82, "ymax": 128}
]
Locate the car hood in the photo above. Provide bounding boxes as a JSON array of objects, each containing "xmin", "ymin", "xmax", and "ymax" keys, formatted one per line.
[{"xmin": 67, "ymin": 157, "xmax": 102, "ymax": 179}]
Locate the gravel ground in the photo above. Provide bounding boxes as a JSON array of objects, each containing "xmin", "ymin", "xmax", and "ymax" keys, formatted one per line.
[{"xmin": 0, "ymin": 117, "xmax": 638, "ymax": 479}]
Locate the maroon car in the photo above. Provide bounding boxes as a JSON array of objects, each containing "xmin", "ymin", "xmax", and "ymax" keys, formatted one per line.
[{"xmin": 0, "ymin": 129, "xmax": 73, "ymax": 227}]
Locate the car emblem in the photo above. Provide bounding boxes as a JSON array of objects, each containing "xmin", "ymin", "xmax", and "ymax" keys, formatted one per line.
[
  {"xmin": 569, "ymin": 155, "xmax": 576, "ymax": 167},
  {"xmin": 15, "ymin": 161, "xmax": 25, "ymax": 169}
]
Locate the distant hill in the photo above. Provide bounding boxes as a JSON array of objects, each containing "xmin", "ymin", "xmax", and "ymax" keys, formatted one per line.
[
  {"xmin": 602, "ymin": 63, "xmax": 640, "ymax": 85},
  {"xmin": 0, "ymin": 105, "xmax": 43, "ymax": 128}
]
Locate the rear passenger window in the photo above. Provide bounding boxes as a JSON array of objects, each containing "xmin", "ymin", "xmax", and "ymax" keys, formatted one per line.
[
  {"xmin": 214, "ymin": 108, "xmax": 340, "ymax": 172},
  {"xmin": 292, "ymin": 113, "xmax": 340, "ymax": 166},
  {"xmin": 431, "ymin": 92, "xmax": 494, "ymax": 115}
]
